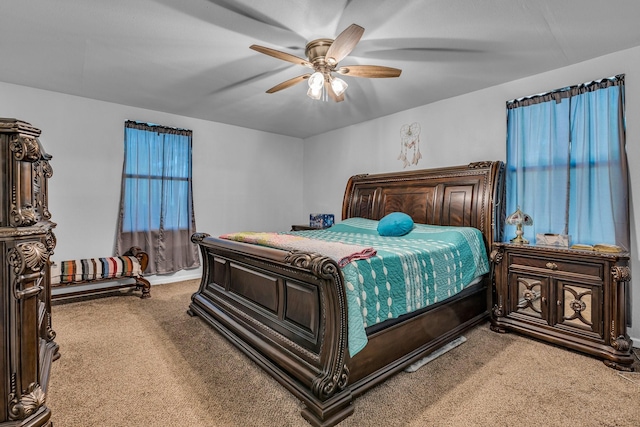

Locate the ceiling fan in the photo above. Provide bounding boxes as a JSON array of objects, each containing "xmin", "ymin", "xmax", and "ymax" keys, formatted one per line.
[{"xmin": 250, "ymin": 24, "xmax": 402, "ymax": 102}]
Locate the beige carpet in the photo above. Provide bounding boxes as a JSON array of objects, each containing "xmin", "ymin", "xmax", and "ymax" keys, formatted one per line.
[{"xmin": 48, "ymin": 280, "xmax": 640, "ymax": 427}]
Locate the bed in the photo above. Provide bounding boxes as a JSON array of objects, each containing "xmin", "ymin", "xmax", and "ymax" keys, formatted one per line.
[{"xmin": 188, "ymin": 160, "xmax": 505, "ymax": 426}]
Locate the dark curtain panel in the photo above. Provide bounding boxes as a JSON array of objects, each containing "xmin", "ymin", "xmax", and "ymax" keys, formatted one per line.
[{"xmin": 115, "ymin": 121, "xmax": 199, "ymax": 274}]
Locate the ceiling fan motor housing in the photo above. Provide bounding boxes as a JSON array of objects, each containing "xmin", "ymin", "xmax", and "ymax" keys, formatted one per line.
[{"xmin": 305, "ymin": 39, "xmax": 335, "ymax": 67}]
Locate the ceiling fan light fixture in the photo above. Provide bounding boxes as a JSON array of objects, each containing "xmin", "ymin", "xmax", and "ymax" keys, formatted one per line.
[
  {"xmin": 251, "ymin": 24, "xmax": 401, "ymax": 103},
  {"xmin": 308, "ymin": 71, "xmax": 324, "ymax": 90},
  {"xmin": 330, "ymin": 76, "xmax": 348, "ymax": 96},
  {"xmin": 307, "ymin": 85, "xmax": 322, "ymax": 100}
]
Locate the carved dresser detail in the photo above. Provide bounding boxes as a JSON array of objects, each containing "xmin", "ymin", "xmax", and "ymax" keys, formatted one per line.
[
  {"xmin": 491, "ymin": 242, "xmax": 633, "ymax": 371},
  {"xmin": 0, "ymin": 118, "xmax": 58, "ymax": 426}
]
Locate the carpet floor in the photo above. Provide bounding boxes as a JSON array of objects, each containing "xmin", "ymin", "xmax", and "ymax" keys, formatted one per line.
[{"xmin": 48, "ymin": 280, "xmax": 640, "ymax": 426}]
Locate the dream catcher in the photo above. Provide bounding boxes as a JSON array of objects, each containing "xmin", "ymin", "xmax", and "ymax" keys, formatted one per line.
[{"xmin": 398, "ymin": 122, "xmax": 422, "ymax": 168}]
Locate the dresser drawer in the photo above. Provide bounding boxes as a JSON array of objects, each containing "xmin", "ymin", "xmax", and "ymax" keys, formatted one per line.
[{"xmin": 508, "ymin": 254, "xmax": 603, "ymax": 280}]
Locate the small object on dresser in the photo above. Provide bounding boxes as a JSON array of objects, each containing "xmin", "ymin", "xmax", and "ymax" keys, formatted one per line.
[
  {"xmin": 309, "ymin": 213, "xmax": 334, "ymax": 228},
  {"xmin": 593, "ymin": 243, "xmax": 623, "ymax": 253},
  {"xmin": 506, "ymin": 206, "xmax": 533, "ymax": 244},
  {"xmin": 536, "ymin": 233, "xmax": 570, "ymax": 247},
  {"xmin": 570, "ymin": 243, "xmax": 623, "ymax": 253},
  {"xmin": 571, "ymin": 243, "xmax": 594, "ymax": 251}
]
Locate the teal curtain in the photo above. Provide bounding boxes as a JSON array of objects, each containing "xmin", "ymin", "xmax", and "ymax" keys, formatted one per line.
[
  {"xmin": 505, "ymin": 75, "xmax": 628, "ymax": 249},
  {"xmin": 116, "ymin": 121, "xmax": 199, "ymax": 274}
]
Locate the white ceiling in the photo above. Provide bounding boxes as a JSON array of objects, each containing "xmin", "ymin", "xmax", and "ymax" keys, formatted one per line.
[{"xmin": 2, "ymin": 0, "xmax": 640, "ymax": 139}]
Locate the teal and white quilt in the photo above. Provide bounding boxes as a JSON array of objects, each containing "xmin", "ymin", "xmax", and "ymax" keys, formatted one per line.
[{"xmin": 290, "ymin": 217, "xmax": 489, "ymax": 357}]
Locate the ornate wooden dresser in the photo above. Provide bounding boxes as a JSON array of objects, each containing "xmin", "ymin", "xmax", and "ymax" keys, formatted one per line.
[
  {"xmin": 0, "ymin": 119, "xmax": 58, "ymax": 426},
  {"xmin": 491, "ymin": 242, "xmax": 633, "ymax": 370}
]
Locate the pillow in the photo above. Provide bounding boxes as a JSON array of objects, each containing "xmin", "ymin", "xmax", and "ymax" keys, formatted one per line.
[{"xmin": 377, "ymin": 212, "xmax": 414, "ymax": 236}]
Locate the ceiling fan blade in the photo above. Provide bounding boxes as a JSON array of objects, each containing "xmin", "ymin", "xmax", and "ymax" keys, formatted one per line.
[
  {"xmin": 325, "ymin": 81, "xmax": 345, "ymax": 103},
  {"xmin": 325, "ymin": 24, "xmax": 364, "ymax": 65},
  {"xmin": 250, "ymin": 45, "xmax": 313, "ymax": 68},
  {"xmin": 337, "ymin": 65, "xmax": 402, "ymax": 78},
  {"xmin": 266, "ymin": 74, "xmax": 311, "ymax": 93}
]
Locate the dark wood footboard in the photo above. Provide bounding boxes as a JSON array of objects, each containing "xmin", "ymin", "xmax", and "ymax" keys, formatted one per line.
[
  {"xmin": 188, "ymin": 233, "xmax": 354, "ymax": 426},
  {"xmin": 189, "ymin": 233, "xmax": 490, "ymax": 426}
]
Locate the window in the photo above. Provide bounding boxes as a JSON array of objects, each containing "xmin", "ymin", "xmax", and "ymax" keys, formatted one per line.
[
  {"xmin": 116, "ymin": 121, "xmax": 199, "ymax": 274},
  {"xmin": 505, "ymin": 75, "xmax": 628, "ymax": 249}
]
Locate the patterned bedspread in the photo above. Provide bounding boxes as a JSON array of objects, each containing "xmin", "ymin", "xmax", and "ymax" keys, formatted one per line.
[
  {"xmin": 219, "ymin": 231, "xmax": 376, "ymax": 267},
  {"xmin": 220, "ymin": 217, "xmax": 489, "ymax": 357},
  {"xmin": 290, "ymin": 218, "xmax": 490, "ymax": 357}
]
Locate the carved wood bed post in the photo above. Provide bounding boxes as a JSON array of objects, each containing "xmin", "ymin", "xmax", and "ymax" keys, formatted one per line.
[{"xmin": 285, "ymin": 252, "xmax": 353, "ymax": 426}]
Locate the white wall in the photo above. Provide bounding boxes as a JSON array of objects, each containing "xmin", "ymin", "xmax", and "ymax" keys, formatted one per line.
[
  {"xmin": 303, "ymin": 45, "xmax": 640, "ymax": 345},
  {"xmin": 0, "ymin": 82, "xmax": 304, "ymax": 284},
  {"xmin": 2, "ymin": 44, "xmax": 637, "ymax": 343}
]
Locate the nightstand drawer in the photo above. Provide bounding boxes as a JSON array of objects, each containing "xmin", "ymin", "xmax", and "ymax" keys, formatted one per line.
[{"xmin": 508, "ymin": 254, "xmax": 603, "ymax": 280}]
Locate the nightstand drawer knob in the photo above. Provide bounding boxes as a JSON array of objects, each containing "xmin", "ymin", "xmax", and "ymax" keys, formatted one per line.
[{"xmin": 545, "ymin": 262, "xmax": 558, "ymax": 270}]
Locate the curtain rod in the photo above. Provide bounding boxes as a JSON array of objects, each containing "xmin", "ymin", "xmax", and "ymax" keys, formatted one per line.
[
  {"xmin": 125, "ymin": 120, "xmax": 192, "ymax": 135},
  {"xmin": 507, "ymin": 74, "xmax": 624, "ymax": 109}
]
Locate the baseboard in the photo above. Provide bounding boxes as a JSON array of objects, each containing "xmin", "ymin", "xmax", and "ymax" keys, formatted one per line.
[
  {"xmin": 631, "ymin": 335, "xmax": 639, "ymax": 349},
  {"xmin": 146, "ymin": 269, "xmax": 202, "ymax": 285}
]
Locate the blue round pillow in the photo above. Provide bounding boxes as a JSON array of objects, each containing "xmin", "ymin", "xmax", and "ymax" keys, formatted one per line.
[{"xmin": 377, "ymin": 212, "xmax": 415, "ymax": 236}]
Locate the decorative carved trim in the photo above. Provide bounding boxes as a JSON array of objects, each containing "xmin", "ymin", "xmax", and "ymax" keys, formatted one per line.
[
  {"xmin": 0, "ymin": 119, "xmax": 42, "ymax": 136},
  {"xmin": 351, "ymin": 174, "xmax": 369, "ymax": 180},
  {"xmin": 8, "ymin": 241, "xmax": 49, "ymax": 299},
  {"xmin": 610, "ymin": 321, "xmax": 631, "ymax": 351},
  {"xmin": 0, "ymin": 223, "xmax": 56, "ymax": 238},
  {"xmin": 611, "ymin": 266, "xmax": 631, "ymax": 283},
  {"xmin": 285, "ymin": 252, "xmax": 350, "ymax": 400},
  {"xmin": 492, "ymin": 304, "xmax": 504, "ymax": 318},
  {"xmin": 609, "ymin": 266, "xmax": 631, "ymax": 351},
  {"xmin": 490, "ymin": 247, "xmax": 504, "ymax": 265},
  {"xmin": 516, "ymin": 278, "xmax": 542, "ymax": 313},
  {"xmin": 191, "ymin": 232, "xmax": 210, "ymax": 244},
  {"xmin": 561, "ymin": 286, "xmax": 592, "ymax": 326},
  {"xmin": 44, "ymin": 230, "xmax": 57, "ymax": 254},
  {"xmin": 569, "ymin": 299, "xmax": 587, "ymax": 313},
  {"xmin": 496, "ymin": 242, "xmax": 629, "ymax": 260},
  {"xmin": 285, "ymin": 252, "xmax": 339, "ymax": 280},
  {"xmin": 46, "ymin": 310, "xmax": 56, "ymax": 342},
  {"xmin": 8, "ymin": 375, "xmax": 45, "ymax": 421},
  {"xmin": 40, "ymin": 159, "xmax": 53, "ymax": 179},
  {"xmin": 8, "ymin": 242, "xmax": 49, "ymax": 275},
  {"xmin": 10, "ymin": 201, "xmax": 37, "ymax": 227},
  {"xmin": 9, "ymin": 134, "xmax": 42, "ymax": 162},
  {"xmin": 35, "ymin": 160, "xmax": 52, "ymax": 220},
  {"xmin": 468, "ymin": 161, "xmax": 492, "ymax": 169}
]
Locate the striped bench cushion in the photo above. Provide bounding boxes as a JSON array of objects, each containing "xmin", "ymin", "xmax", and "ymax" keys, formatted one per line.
[{"xmin": 50, "ymin": 256, "xmax": 142, "ymax": 285}]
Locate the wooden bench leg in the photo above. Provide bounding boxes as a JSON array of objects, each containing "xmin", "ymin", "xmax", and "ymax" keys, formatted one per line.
[{"xmin": 135, "ymin": 277, "xmax": 151, "ymax": 299}]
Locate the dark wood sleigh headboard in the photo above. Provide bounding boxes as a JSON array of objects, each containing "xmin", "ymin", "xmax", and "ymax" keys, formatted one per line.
[{"xmin": 342, "ymin": 160, "xmax": 506, "ymax": 249}]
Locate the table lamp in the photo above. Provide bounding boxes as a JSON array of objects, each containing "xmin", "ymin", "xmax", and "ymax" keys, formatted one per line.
[{"xmin": 506, "ymin": 206, "xmax": 533, "ymax": 244}]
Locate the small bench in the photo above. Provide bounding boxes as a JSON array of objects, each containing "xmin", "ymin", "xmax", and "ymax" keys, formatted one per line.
[{"xmin": 50, "ymin": 246, "xmax": 151, "ymax": 300}]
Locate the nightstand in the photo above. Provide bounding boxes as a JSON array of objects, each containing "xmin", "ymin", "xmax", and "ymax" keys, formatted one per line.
[{"xmin": 490, "ymin": 242, "xmax": 634, "ymax": 370}]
